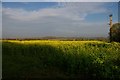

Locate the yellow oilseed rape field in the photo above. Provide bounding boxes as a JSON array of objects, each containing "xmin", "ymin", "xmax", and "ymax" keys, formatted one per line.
[{"xmin": 2, "ymin": 40, "xmax": 120, "ymax": 79}]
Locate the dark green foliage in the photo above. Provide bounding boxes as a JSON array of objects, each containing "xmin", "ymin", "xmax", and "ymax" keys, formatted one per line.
[{"xmin": 110, "ymin": 23, "xmax": 120, "ymax": 42}]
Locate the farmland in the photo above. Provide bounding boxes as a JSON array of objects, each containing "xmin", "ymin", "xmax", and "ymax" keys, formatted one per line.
[{"xmin": 2, "ymin": 40, "xmax": 120, "ymax": 79}]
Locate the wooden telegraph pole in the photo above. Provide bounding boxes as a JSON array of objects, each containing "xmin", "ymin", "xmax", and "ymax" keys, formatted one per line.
[{"xmin": 109, "ymin": 14, "xmax": 113, "ymax": 42}]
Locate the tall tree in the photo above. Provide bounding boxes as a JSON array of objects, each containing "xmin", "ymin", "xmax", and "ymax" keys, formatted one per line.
[{"xmin": 110, "ymin": 23, "xmax": 120, "ymax": 42}]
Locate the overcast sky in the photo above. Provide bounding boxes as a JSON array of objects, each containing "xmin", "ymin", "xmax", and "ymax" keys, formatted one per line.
[{"xmin": 2, "ymin": 2, "xmax": 118, "ymax": 38}]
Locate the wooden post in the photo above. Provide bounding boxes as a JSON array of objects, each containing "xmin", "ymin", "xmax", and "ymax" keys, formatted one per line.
[{"xmin": 109, "ymin": 14, "xmax": 112, "ymax": 42}]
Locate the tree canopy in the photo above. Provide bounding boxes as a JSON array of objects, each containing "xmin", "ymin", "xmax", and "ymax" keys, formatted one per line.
[{"xmin": 110, "ymin": 23, "xmax": 120, "ymax": 42}]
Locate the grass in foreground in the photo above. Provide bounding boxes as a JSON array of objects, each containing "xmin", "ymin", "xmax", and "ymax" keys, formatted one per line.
[{"xmin": 2, "ymin": 40, "xmax": 120, "ymax": 79}]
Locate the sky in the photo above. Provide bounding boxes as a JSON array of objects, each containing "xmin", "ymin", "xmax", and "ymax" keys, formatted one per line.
[
  {"xmin": 0, "ymin": 2, "xmax": 1, "ymax": 39},
  {"xmin": 2, "ymin": 2, "xmax": 118, "ymax": 38},
  {"xmin": 2, "ymin": 0, "xmax": 120, "ymax": 2}
]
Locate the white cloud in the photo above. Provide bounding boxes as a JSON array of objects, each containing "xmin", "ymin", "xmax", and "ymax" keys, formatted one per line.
[
  {"xmin": 3, "ymin": 15, "xmax": 109, "ymax": 38},
  {"xmin": 2, "ymin": 2, "xmax": 108, "ymax": 21},
  {"xmin": 2, "ymin": 2, "xmax": 110, "ymax": 38},
  {"xmin": 3, "ymin": 7, "xmax": 83, "ymax": 21}
]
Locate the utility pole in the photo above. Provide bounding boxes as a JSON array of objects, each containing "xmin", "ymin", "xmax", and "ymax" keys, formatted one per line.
[{"xmin": 109, "ymin": 14, "xmax": 113, "ymax": 42}]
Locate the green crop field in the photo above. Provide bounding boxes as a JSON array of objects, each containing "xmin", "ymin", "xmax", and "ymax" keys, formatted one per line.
[{"xmin": 2, "ymin": 40, "xmax": 120, "ymax": 79}]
